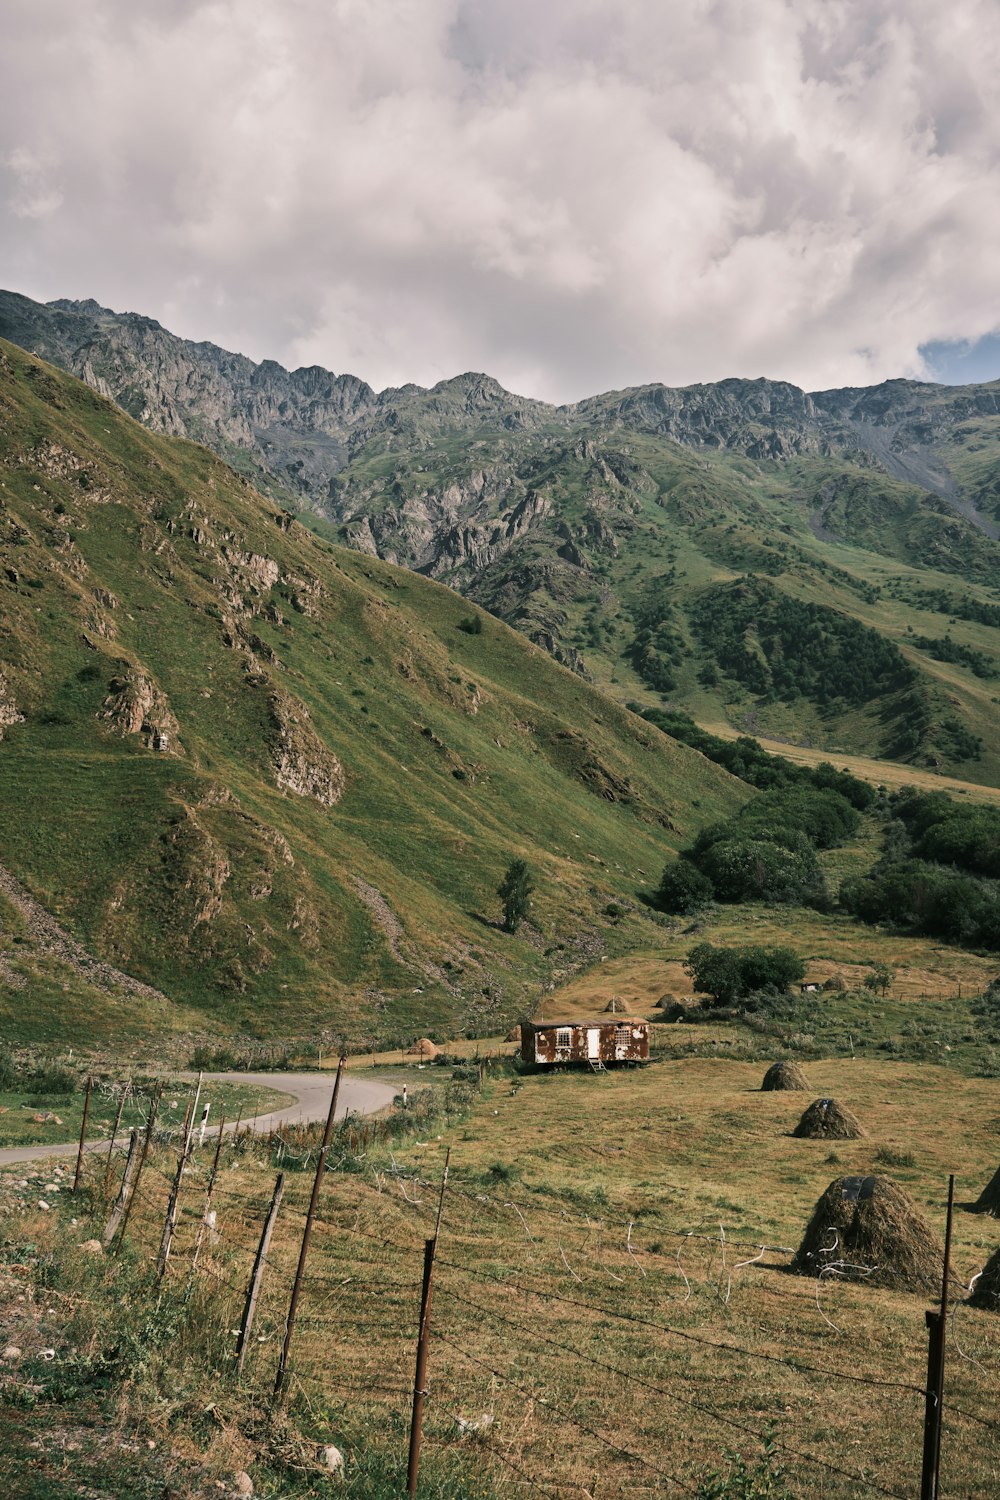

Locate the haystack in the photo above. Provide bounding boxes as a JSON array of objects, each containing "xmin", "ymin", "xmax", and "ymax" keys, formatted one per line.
[
  {"xmin": 761, "ymin": 1060, "xmax": 807, "ymax": 1092},
  {"xmin": 823, "ymin": 974, "xmax": 847, "ymax": 992},
  {"xmin": 603, "ymin": 996, "xmax": 631, "ymax": 1014},
  {"xmin": 971, "ymin": 1166, "xmax": 1000, "ymax": 1217},
  {"xmin": 505, "ymin": 1025, "xmax": 522, "ymax": 1044},
  {"xmin": 969, "ymin": 1247, "xmax": 1000, "ymax": 1312},
  {"xmin": 792, "ymin": 1097, "xmax": 866, "ymax": 1140},
  {"xmin": 791, "ymin": 1175, "xmax": 942, "ymax": 1290},
  {"xmin": 408, "ymin": 1037, "xmax": 439, "ymax": 1059},
  {"xmin": 655, "ymin": 993, "xmax": 678, "ymax": 1009}
]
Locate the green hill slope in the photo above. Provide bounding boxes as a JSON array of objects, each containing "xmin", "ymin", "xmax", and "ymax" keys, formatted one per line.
[
  {"xmin": 5, "ymin": 290, "xmax": 1000, "ymax": 783},
  {"xmin": 0, "ymin": 339, "xmax": 745, "ymax": 1044}
]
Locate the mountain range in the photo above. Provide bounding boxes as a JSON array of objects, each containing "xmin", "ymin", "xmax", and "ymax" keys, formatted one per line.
[{"xmin": 3, "ymin": 288, "xmax": 1000, "ymax": 789}]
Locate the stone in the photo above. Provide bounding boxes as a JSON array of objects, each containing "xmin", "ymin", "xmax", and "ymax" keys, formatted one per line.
[
  {"xmin": 319, "ymin": 1444, "xmax": 344, "ymax": 1473},
  {"xmin": 80, "ymin": 1238, "xmax": 103, "ymax": 1256},
  {"xmin": 234, "ymin": 1472, "xmax": 253, "ymax": 1495},
  {"xmin": 37, "ymin": 1200, "xmax": 49, "ymax": 1211},
  {"xmin": 2, "ymin": 1346, "xmax": 22, "ymax": 1361}
]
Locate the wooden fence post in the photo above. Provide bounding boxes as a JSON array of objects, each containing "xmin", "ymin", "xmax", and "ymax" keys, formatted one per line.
[
  {"xmin": 112, "ymin": 1085, "xmax": 162, "ymax": 1252},
  {"xmin": 102, "ymin": 1088, "xmax": 128, "ymax": 1196},
  {"xmin": 103, "ymin": 1129, "xmax": 140, "ymax": 1247},
  {"xmin": 191, "ymin": 1114, "xmax": 225, "ymax": 1274},
  {"xmin": 273, "ymin": 1056, "xmax": 346, "ymax": 1396},
  {"xmin": 236, "ymin": 1172, "xmax": 285, "ymax": 1379},
  {"xmin": 407, "ymin": 1149, "xmax": 451, "ymax": 1497},
  {"xmin": 72, "ymin": 1075, "xmax": 93, "ymax": 1193},
  {"xmin": 156, "ymin": 1099, "xmax": 193, "ymax": 1280}
]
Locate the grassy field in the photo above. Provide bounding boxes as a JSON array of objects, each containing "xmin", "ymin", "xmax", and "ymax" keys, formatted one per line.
[{"xmin": 3, "ymin": 1038, "xmax": 998, "ymax": 1498}]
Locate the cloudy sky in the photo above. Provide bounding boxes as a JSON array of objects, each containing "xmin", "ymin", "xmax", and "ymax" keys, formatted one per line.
[{"xmin": 3, "ymin": 0, "xmax": 1000, "ymax": 402}]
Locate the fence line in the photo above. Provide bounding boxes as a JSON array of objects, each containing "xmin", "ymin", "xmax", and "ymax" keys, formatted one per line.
[{"xmin": 77, "ymin": 1115, "xmax": 1000, "ymax": 1497}]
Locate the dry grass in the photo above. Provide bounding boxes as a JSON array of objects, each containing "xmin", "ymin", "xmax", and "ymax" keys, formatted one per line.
[
  {"xmin": 40, "ymin": 1049, "xmax": 1000, "ymax": 1498},
  {"xmin": 699, "ymin": 720, "xmax": 1000, "ymax": 804}
]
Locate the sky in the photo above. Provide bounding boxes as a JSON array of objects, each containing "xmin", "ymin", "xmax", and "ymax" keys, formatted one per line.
[{"xmin": 3, "ymin": 0, "xmax": 1000, "ymax": 404}]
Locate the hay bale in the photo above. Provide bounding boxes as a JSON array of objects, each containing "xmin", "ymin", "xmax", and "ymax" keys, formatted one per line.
[
  {"xmin": 761, "ymin": 1060, "xmax": 808, "ymax": 1092},
  {"xmin": 408, "ymin": 1037, "xmax": 439, "ymax": 1059},
  {"xmin": 969, "ymin": 1247, "xmax": 1000, "ymax": 1312},
  {"xmin": 971, "ymin": 1166, "xmax": 1000, "ymax": 1217},
  {"xmin": 791, "ymin": 1175, "xmax": 942, "ymax": 1290},
  {"xmin": 792, "ymin": 1097, "xmax": 866, "ymax": 1140},
  {"xmin": 504, "ymin": 1025, "xmax": 522, "ymax": 1044},
  {"xmin": 823, "ymin": 974, "xmax": 847, "ymax": 992}
]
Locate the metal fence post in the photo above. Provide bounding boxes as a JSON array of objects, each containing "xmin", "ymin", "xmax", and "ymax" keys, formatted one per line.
[
  {"xmin": 921, "ymin": 1174, "xmax": 955, "ymax": 1500},
  {"xmin": 273, "ymin": 1056, "xmax": 346, "ymax": 1396},
  {"xmin": 407, "ymin": 1148, "xmax": 451, "ymax": 1496}
]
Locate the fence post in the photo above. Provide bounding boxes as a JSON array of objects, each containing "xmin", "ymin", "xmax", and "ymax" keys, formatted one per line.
[
  {"xmin": 72, "ymin": 1075, "xmax": 93, "ymax": 1193},
  {"xmin": 236, "ymin": 1172, "xmax": 286, "ymax": 1379},
  {"xmin": 113, "ymin": 1084, "xmax": 162, "ymax": 1252},
  {"xmin": 103, "ymin": 1129, "xmax": 140, "ymax": 1246},
  {"xmin": 407, "ymin": 1148, "xmax": 451, "ymax": 1497},
  {"xmin": 920, "ymin": 1174, "xmax": 955, "ymax": 1500},
  {"xmin": 191, "ymin": 1114, "xmax": 225, "ymax": 1274},
  {"xmin": 102, "ymin": 1088, "xmax": 128, "ymax": 1196},
  {"xmin": 156, "ymin": 1099, "xmax": 193, "ymax": 1280},
  {"xmin": 273, "ymin": 1055, "xmax": 346, "ymax": 1396}
]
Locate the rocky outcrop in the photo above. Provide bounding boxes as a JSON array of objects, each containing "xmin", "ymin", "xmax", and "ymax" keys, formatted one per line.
[
  {"xmin": 98, "ymin": 662, "xmax": 180, "ymax": 751},
  {"xmin": 266, "ymin": 686, "xmax": 344, "ymax": 806},
  {"xmin": 0, "ymin": 670, "xmax": 24, "ymax": 738}
]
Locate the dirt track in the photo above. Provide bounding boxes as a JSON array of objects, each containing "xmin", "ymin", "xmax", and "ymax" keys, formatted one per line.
[{"xmin": 0, "ymin": 1070, "xmax": 398, "ymax": 1166}]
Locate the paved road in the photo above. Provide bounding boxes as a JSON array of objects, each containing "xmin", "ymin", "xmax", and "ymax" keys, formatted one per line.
[{"xmin": 0, "ymin": 1070, "xmax": 398, "ymax": 1167}]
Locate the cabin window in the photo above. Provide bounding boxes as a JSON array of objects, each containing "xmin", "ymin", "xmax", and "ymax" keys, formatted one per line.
[
  {"xmin": 556, "ymin": 1028, "xmax": 572, "ymax": 1049},
  {"xmin": 614, "ymin": 1024, "xmax": 630, "ymax": 1048}
]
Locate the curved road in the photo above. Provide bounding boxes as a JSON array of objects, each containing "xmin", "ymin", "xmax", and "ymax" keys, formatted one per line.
[{"xmin": 0, "ymin": 1070, "xmax": 398, "ymax": 1167}]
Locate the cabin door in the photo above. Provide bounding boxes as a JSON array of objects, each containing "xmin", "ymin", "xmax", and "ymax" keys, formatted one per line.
[{"xmin": 587, "ymin": 1028, "xmax": 600, "ymax": 1061}]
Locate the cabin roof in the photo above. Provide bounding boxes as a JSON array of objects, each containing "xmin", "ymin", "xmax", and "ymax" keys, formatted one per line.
[{"xmin": 522, "ymin": 1015, "xmax": 649, "ymax": 1032}]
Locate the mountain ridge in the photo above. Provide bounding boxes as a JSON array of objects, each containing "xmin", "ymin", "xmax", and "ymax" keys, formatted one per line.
[{"xmin": 5, "ymin": 289, "xmax": 1000, "ymax": 787}]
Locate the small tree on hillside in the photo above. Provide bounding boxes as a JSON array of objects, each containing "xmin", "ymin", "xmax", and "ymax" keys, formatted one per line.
[
  {"xmin": 498, "ymin": 858, "xmax": 533, "ymax": 933},
  {"xmin": 864, "ymin": 961, "xmax": 895, "ymax": 996}
]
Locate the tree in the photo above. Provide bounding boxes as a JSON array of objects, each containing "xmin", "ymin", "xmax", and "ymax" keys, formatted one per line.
[
  {"xmin": 655, "ymin": 860, "xmax": 714, "ymax": 915},
  {"xmin": 864, "ymin": 961, "xmax": 895, "ymax": 996},
  {"xmin": 497, "ymin": 858, "xmax": 533, "ymax": 933},
  {"xmin": 686, "ymin": 942, "xmax": 805, "ymax": 1007}
]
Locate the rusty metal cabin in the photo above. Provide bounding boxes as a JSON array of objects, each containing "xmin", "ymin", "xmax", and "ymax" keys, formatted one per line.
[{"xmin": 520, "ymin": 1017, "xmax": 650, "ymax": 1069}]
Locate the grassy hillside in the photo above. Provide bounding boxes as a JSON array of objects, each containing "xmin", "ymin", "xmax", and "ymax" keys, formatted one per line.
[{"xmin": 0, "ymin": 339, "xmax": 746, "ymax": 1043}]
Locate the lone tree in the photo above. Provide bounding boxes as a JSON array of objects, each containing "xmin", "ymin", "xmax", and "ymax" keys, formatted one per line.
[
  {"xmin": 498, "ymin": 858, "xmax": 533, "ymax": 933},
  {"xmin": 864, "ymin": 961, "xmax": 895, "ymax": 996}
]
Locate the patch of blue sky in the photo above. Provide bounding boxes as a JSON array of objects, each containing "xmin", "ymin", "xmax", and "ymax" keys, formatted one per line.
[{"xmin": 920, "ymin": 333, "xmax": 1000, "ymax": 386}]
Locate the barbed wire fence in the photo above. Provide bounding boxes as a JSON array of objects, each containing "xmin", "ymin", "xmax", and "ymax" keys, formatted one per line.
[{"xmin": 54, "ymin": 1078, "xmax": 1000, "ymax": 1498}]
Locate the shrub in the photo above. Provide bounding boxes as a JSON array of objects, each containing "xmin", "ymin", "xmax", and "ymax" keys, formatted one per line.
[
  {"xmin": 686, "ymin": 942, "xmax": 806, "ymax": 1006},
  {"xmin": 655, "ymin": 861, "xmax": 714, "ymax": 915}
]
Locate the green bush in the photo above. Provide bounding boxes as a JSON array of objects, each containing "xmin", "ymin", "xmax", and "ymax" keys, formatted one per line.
[
  {"xmin": 655, "ymin": 860, "xmax": 714, "ymax": 914},
  {"xmin": 686, "ymin": 942, "xmax": 806, "ymax": 1006}
]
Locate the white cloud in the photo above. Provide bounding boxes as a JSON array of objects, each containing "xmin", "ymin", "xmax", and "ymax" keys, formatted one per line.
[{"xmin": 2, "ymin": 0, "xmax": 1000, "ymax": 399}]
